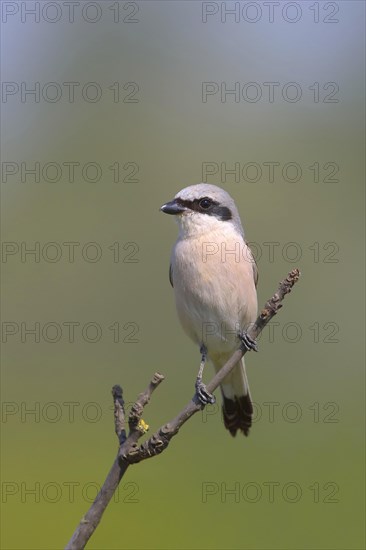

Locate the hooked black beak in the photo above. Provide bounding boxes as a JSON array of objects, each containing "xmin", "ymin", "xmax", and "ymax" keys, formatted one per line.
[{"xmin": 160, "ymin": 199, "xmax": 186, "ymax": 215}]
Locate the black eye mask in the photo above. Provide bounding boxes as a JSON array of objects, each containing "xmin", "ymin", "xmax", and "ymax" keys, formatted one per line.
[{"xmin": 175, "ymin": 197, "xmax": 232, "ymax": 222}]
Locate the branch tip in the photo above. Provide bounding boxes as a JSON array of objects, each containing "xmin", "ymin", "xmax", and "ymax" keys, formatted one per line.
[
  {"xmin": 65, "ymin": 269, "xmax": 301, "ymax": 550},
  {"xmin": 111, "ymin": 384, "xmax": 123, "ymax": 400},
  {"xmin": 152, "ymin": 372, "xmax": 165, "ymax": 384}
]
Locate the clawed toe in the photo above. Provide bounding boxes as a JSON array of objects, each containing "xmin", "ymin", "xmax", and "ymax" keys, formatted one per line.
[
  {"xmin": 195, "ymin": 381, "xmax": 216, "ymax": 406},
  {"xmin": 239, "ymin": 331, "xmax": 258, "ymax": 352}
]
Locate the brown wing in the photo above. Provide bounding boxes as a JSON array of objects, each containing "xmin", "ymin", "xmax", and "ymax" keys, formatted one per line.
[
  {"xmin": 246, "ymin": 240, "xmax": 258, "ymax": 288},
  {"xmin": 169, "ymin": 263, "xmax": 173, "ymax": 287}
]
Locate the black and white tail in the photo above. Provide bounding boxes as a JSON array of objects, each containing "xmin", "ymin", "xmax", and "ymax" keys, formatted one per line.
[{"xmin": 220, "ymin": 358, "xmax": 253, "ymax": 436}]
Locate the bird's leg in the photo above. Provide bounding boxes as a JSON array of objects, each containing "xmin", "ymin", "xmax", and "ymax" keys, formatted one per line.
[
  {"xmin": 239, "ymin": 330, "xmax": 258, "ymax": 352},
  {"xmin": 195, "ymin": 344, "xmax": 216, "ymax": 406}
]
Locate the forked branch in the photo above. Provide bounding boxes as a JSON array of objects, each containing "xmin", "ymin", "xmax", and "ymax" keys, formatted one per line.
[{"xmin": 65, "ymin": 268, "xmax": 300, "ymax": 550}]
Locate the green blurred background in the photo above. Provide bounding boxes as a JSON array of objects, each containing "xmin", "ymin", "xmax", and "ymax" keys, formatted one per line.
[{"xmin": 1, "ymin": 1, "xmax": 364, "ymax": 549}]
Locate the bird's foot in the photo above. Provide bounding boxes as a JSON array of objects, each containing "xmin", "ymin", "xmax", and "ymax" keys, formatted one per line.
[
  {"xmin": 195, "ymin": 379, "xmax": 216, "ymax": 406},
  {"xmin": 239, "ymin": 330, "xmax": 258, "ymax": 352}
]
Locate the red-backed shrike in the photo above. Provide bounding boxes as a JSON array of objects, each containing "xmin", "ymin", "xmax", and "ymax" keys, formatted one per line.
[{"xmin": 161, "ymin": 184, "xmax": 258, "ymax": 436}]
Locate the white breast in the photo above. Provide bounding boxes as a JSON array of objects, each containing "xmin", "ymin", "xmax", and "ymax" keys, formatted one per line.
[{"xmin": 171, "ymin": 226, "xmax": 257, "ymax": 360}]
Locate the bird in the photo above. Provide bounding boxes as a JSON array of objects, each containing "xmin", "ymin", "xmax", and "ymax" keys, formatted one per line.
[{"xmin": 160, "ymin": 183, "xmax": 258, "ymax": 437}]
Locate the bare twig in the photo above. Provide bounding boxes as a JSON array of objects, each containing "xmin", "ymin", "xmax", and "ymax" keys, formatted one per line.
[
  {"xmin": 65, "ymin": 375, "xmax": 164, "ymax": 550},
  {"xmin": 122, "ymin": 268, "xmax": 301, "ymax": 463},
  {"xmin": 128, "ymin": 372, "xmax": 165, "ymax": 437},
  {"xmin": 112, "ymin": 385, "xmax": 126, "ymax": 445},
  {"xmin": 65, "ymin": 269, "xmax": 300, "ymax": 550}
]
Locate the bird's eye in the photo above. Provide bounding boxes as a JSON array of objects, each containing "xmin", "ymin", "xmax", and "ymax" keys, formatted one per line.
[{"xmin": 199, "ymin": 197, "xmax": 212, "ymax": 210}]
